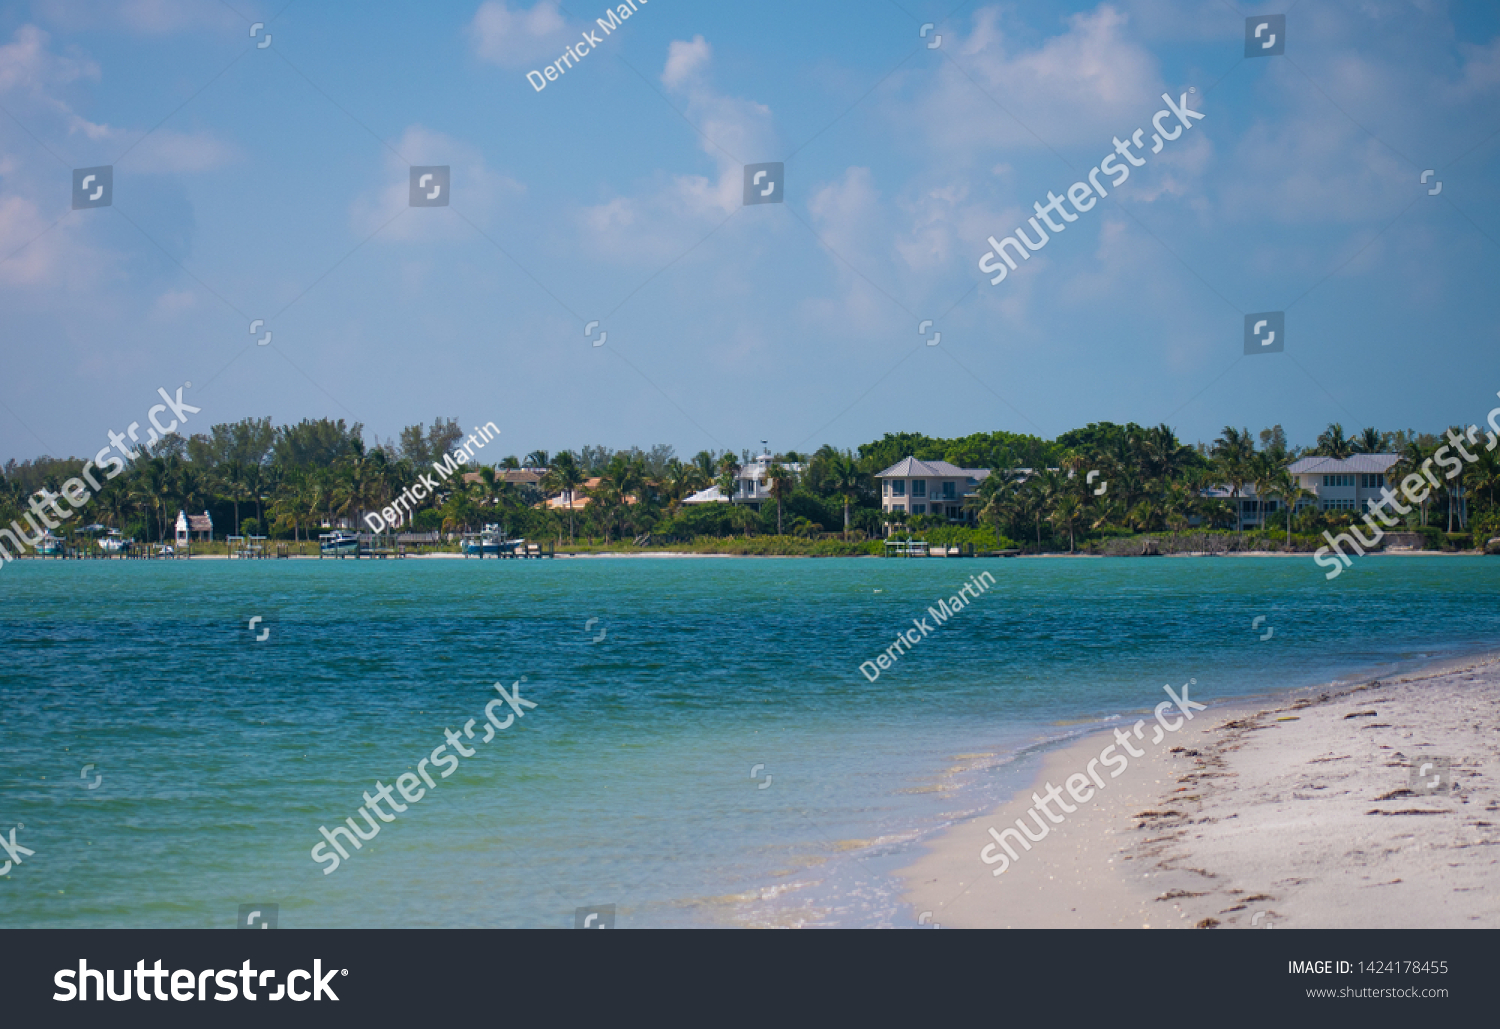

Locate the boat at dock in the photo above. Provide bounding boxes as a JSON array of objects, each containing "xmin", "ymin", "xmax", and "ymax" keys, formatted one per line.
[
  {"xmin": 99, "ymin": 529, "xmax": 132, "ymax": 554},
  {"xmin": 461, "ymin": 524, "xmax": 524, "ymax": 556},
  {"xmin": 319, "ymin": 530, "xmax": 360, "ymax": 556}
]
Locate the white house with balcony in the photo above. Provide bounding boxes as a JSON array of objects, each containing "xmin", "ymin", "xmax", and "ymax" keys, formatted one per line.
[
  {"xmin": 1287, "ymin": 454, "xmax": 1402, "ymax": 514},
  {"xmin": 682, "ymin": 451, "xmax": 807, "ymax": 510},
  {"xmin": 874, "ymin": 458, "xmax": 990, "ymax": 522},
  {"xmin": 1198, "ymin": 454, "xmax": 1404, "ymax": 527}
]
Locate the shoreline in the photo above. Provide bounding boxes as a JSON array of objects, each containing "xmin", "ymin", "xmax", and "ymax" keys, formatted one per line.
[
  {"xmin": 9, "ymin": 550, "xmax": 1489, "ymax": 562},
  {"xmin": 900, "ymin": 652, "xmax": 1500, "ymax": 928}
]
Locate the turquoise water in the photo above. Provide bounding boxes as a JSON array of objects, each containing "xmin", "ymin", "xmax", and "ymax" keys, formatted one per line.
[{"xmin": 0, "ymin": 554, "xmax": 1496, "ymax": 928}]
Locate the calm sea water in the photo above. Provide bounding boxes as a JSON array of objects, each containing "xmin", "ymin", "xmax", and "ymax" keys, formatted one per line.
[{"xmin": 0, "ymin": 554, "xmax": 1495, "ymax": 928}]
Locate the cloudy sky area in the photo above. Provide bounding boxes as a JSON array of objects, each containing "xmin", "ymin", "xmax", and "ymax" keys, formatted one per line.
[{"xmin": 1, "ymin": 0, "xmax": 1497, "ymax": 462}]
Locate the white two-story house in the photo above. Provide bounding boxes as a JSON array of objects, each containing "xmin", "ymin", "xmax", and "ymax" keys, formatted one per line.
[
  {"xmin": 1287, "ymin": 455, "xmax": 1401, "ymax": 514},
  {"xmin": 682, "ymin": 451, "xmax": 807, "ymax": 510}
]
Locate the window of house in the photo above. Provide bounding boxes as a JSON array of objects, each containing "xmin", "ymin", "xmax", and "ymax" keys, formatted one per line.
[
  {"xmin": 913, "ymin": 504, "xmax": 926, "ymax": 514},
  {"xmin": 942, "ymin": 481, "xmax": 956, "ymax": 498},
  {"xmin": 912, "ymin": 480, "xmax": 926, "ymax": 497},
  {"xmin": 1360, "ymin": 474, "xmax": 1385, "ymax": 489},
  {"xmin": 892, "ymin": 481, "xmax": 905, "ymax": 497}
]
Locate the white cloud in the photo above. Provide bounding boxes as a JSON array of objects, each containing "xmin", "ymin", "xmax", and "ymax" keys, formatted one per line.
[
  {"xmin": 574, "ymin": 35, "xmax": 776, "ymax": 263},
  {"xmin": 0, "ymin": 195, "xmax": 70, "ymax": 285},
  {"xmin": 150, "ymin": 288, "xmax": 196, "ymax": 318},
  {"xmin": 351, "ymin": 124, "xmax": 524, "ymax": 241},
  {"xmin": 1450, "ymin": 36, "xmax": 1500, "ymax": 100},
  {"xmin": 662, "ymin": 35, "xmax": 712, "ymax": 90},
  {"xmin": 467, "ymin": 0, "xmax": 570, "ymax": 69},
  {"xmin": 119, "ymin": 129, "xmax": 237, "ymax": 173},
  {"xmin": 0, "ymin": 25, "xmax": 231, "ymax": 170},
  {"xmin": 29, "ymin": 0, "xmax": 240, "ymax": 36},
  {"xmin": 909, "ymin": 5, "xmax": 1167, "ymax": 157},
  {"xmin": 0, "ymin": 24, "xmax": 99, "ymax": 94}
]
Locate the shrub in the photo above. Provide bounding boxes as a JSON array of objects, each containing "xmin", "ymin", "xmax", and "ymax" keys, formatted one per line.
[{"xmin": 908, "ymin": 526, "xmax": 1018, "ymax": 550}]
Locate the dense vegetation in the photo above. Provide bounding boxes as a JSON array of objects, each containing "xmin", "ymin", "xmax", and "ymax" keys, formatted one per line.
[{"xmin": 2, "ymin": 415, "xmax": 1496, "ymax": 554}]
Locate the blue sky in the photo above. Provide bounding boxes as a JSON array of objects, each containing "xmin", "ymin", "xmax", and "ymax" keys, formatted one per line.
[{"xmin": 2, "ymin": 0, "xmax": 1498, "ymax": 463}]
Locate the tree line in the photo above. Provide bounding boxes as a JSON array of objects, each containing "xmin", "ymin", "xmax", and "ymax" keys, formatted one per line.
[{"xmin": 2, "ymin": 416, "xmax": 1495, "ymax": 550}]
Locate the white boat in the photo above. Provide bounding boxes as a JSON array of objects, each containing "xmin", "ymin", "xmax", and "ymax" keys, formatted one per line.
[
  {"xmin": 319, "ymin": 530, "xmax": 360, "ymax": 556},
  {"xmin": 462, "ymin": 524, "xmax": 523, "ymax": 556},
  {"xmin": 100, "ymin": 530, "xmax": 132, "ymax": 554}
]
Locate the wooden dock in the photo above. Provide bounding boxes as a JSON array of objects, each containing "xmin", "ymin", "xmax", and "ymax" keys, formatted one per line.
[{"xmin": 883, "ymin": 539, "xmax": 1017, "ymax": 558}]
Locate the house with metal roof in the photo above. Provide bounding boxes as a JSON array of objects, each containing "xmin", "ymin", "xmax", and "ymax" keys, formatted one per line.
[
  {"xmin": 1197, "ymin": 454, "xmax": 1404, "ymax": 528},
  {"xmin": 1287, "ymin": 454, "xmax": 1402, "ymax": 514},
  {"xmin": 873, "ymin": 458, "xmax": 990, "ymax": 521},
  {"xmin": 681, "ymin": 452, "xmax": 806, "ymax": 510}
]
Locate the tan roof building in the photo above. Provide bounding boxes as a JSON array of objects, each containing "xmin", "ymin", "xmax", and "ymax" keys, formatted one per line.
[
  {"xmin": 461, "ymin": 469, "xmax": 545, "ymax": 486},
  {"xmin": 873, "ymin": 457, "xmax": 990, "ymax": 520}
]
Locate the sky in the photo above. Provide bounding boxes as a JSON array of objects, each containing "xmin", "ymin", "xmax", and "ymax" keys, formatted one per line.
[{"xmin": 1, "ymin": 0, "xmax": 1498, "ymax": 465}]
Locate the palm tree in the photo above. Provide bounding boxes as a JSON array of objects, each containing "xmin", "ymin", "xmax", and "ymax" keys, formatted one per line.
[
  {"xmin": 1140, "ymin": 423, "xmax": 1195, "ymax": 483},
  {"xmin": 1026, "ymin": 469, "xmax": 1065, "ymax": 546},
  {"xmin": 1465, "ymin": 441, "xmax": 1500, "ymax": 513},
  {"xmin": 271, "ymin": 468, "xmax": 310, "ymax": 542},
  {"xmin": 1126, "ymin": 497, "xmax": 1160, "ymax": 533},
  {"xmin": 1315, "ymin": 423, "xmax": 1354, "ymax": 459},
  {"xmin": 524, "ymin": 450, "xmax": 549, "ymax": 469},
  {"xmin": 972, "ymin": 469, "xmax": 1023, "ymax": 539},
  {"xmin": 541, "ymin": 452, "xmax": 585, "ymax": 543},
  {"xmin": 1170, "ymin": 484, "xmax": 1200, "ymax": 532},
  {"xmin": 790, "ymin": 515, "xmax": 824, "ymax": 538},
  {"xmin": 823, "ymin": 452, "xmax": 867, "ymax": 540},
  {"xmin": 1050, "ymin": 492, "xmax": 1084, "ymax": 552},
  {"xmin": 1249, "ymin": 452, "xmax": 1281, "ymax": 533},
  {"xmin": 128, "ymin": 459, "xmax": 168, "ymax": 543},
  {"xmin": 758, "ymin": 461, "xmax": 794, "ymax": 535},
  {"xmin": 593, "ymin": 455, "xmax": 643, "ymax": 542},
  {"xmin": 1440, "ymin": 425, "xmax": 1468, "ymax": 532},
  {"xmin": 1393, "ymin": 438, "xmax": 1434, "ymax": 526},
  {"xmin": 715, "ymin": 453, "xmax": 741, "ymax": 507},
  {"xmin": 730, "ymin": 503, "xmax": 759, "ymax": 539},
  {"xmin": 1353, "ymin": 427, "xmax": 1384, "ymax": 454},
  {"xmin": 97, "ymin": 481, "xmax": 132, "ymax": 533},
  {"xmin": 1267, "ymin": 467, "xmax": 1313, "ymax": 546},
  {"xmin": 1212, "ymin": 426, "xmax": 1254, "ymax": 534},
  {"xmin": 1089, "ymin": 497, "xmax": 1125, "ymax": 537},
  {"xmin": 692, "ymin": 450, "xmax": 718, "ymax": 480},
  {"xmin": 659, "ymin": 458, "xmax": 708, "ymax": 514},
  {"xmin": 242, "ymin": 464, "xmax": 267, "ymax": 528},
  {"xmin": 219, "ymin": 459, "xmax": 247, "ymax": 535}
]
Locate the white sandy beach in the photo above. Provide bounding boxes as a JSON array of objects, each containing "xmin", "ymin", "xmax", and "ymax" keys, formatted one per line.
[{"xmin": 902, "ymin": 655, "xmax": 1500, "ymax": 928}]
